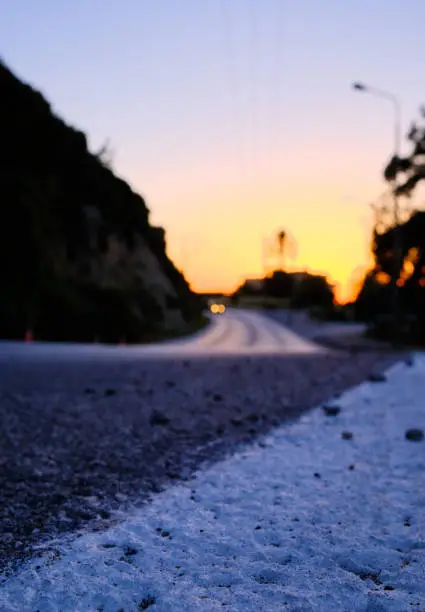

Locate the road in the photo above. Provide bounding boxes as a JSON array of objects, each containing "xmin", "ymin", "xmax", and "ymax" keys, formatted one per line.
[
  {"xmin": 3, "ymin": 358, "xmax": 423, "ymax": 610},
  {"xmin": 0, "ymin": 308, "xmax": 323, "ymax": 363},
  {"xmin": 0, "ymin": 309, "xmax": 398, "ymax": 573}
]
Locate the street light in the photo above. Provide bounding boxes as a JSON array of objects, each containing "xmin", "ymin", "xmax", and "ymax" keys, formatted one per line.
[{"xmin": 352, "ymin": 81, "xmax": 403, "ymax": 345}]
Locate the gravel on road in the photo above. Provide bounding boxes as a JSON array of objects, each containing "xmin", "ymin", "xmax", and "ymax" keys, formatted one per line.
[{"xmin": 0, "ymin": 349, "xmax": 402, "ymax": 573}]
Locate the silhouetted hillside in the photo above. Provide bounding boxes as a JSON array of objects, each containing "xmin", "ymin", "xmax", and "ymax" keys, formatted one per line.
[{"xmin": 0, "ymin": 60, "xmax": 202, "ymax": 342}]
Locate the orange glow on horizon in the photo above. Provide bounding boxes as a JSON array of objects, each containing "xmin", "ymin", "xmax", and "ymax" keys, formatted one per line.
[
  {"xmin": 183, "ymin": 263, "xmax": 370, "ymax": 305},
  {"xmin": 142, "ymin": 140, "xmax": 382, "ymax": 310},
  {"xmin": 165, "ymin": 205, "xmax": 376, "ymax": 306}
]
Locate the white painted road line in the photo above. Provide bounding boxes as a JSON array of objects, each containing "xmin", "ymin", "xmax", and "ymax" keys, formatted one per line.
[{"xmin": 1, "ymin": 356, "xmax": 424, "ymax": 610}]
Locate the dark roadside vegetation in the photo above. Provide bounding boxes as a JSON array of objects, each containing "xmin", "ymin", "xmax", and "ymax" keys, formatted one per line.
[{"xmin": 0, "ymin": 60, "xmax": 204, "ymax": 345}]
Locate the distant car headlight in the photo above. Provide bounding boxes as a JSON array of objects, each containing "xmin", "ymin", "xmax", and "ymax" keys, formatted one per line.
[{"xmin": 210, "ymin": 304, "xmax": 226, "ymax": 314}]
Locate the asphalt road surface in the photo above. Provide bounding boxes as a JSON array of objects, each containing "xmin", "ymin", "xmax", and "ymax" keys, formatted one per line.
[
  {"xmin": 0, "ymin": 308, "xmax": 324, "ymax": 364},
  {"xmin": 0, "ymin": 309, "xmax": 400, "ymax": 573}
]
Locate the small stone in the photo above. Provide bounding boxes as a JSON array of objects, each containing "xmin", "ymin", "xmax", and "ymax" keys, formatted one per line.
[
  {"xmin": 84, "ymin": 495, "xmax": 99, "ymax": 505},
  {"xmin": 139, "ymin": 595, "xmax": 156, "ymax": 609},
  {"xmin": 314, "ymin": 472, "xmax": 321, "ymax": 478},
  {"xmin": 104, "ymin": 388, "xmax": 116, "ymax": 396},
  {"xmin": 213, "ymin": 393, "xmax": 224, "ymax": 402},
  {"xmin": 230, "ymin": 417, "xmax": 243, "ymax": 426},
  {"xmin": 405, "ymin": 428, "xmax": 424, "ymax": 442},
  {"xmin": 348, "ymin": 464, "xmax": 355, "ymax": 470},
  {"xmin": 368, "ymin": 373, "xmax": 386, "ymax": 383},
  {"xmin": 341, "ymin": 431, "xmax": 353, "ymax": 440},
  {"xmin": 149, "ymin": 410, "xmax": 170, "ymax": 426},
  {"xmin": 384, "ymin": 585, "xmax": 394, "ymax": 591},
  {"xmin": 323, "ymin": 405, "xmax": 341, "ymax": 416}
]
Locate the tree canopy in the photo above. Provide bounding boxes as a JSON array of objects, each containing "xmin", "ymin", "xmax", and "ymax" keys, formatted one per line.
[
  {"xmin": 384, "ymin": 107, "xmax": 425, "ymax": 196},
  {"xmin": 355, "ymin": 106, "xmax": 425, "ymax": 342}
]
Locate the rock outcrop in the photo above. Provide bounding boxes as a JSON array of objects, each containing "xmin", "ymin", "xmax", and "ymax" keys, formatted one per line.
[{"xmin": 0, "ymin": 59, "xmax": 202, "ymax": 342}]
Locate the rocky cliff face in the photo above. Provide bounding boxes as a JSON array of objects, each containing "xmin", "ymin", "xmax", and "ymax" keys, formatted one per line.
[{"xmin": 0, "ymin": 60, "xmax": 202, "ymax": 342}]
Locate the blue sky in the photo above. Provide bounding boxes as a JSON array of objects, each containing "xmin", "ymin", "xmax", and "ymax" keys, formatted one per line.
[{"xmin": 2, "ymin": 1, "xmax": 425, "ymax": 297}]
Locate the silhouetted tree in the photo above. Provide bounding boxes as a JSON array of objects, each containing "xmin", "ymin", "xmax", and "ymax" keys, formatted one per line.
[
  {"xmin": 373, "ymin": 211, "xmax": 425, "ymax": 309},
  {"xmin": 263, "ymin": 270, "xmax": 293, "ymax": 298},
  {"xmin": 384, "ymin": 107, "xmax": 425, "ymax": 196},
  {"xmin": 352, "ymin": 106, "xmax": 425, "ymax": 341},
  {"xmin": 290, "ymin": 274, "xmax": 334, "ymax": 310},
  {"xmin": 95, "ymin": 139, "xmax": 115, "ymax": 169},
  {"xmin": 354, "ymin": 271, "xmax": 391, "ymax": 321}
]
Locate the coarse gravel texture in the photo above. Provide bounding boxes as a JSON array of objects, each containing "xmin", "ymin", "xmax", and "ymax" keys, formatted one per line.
[
  {"xmin": 0, "ymin": 348, "xmax": 401, "ymax": 574},
  {"xmin": 0, "ymin": 355, "xmax": 423, "ymax": 611}
]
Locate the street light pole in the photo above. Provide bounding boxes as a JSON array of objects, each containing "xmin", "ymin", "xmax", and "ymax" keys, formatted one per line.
[{"xmin": 352, "ymin": 81, "xmax": 403, "ymax": 345}]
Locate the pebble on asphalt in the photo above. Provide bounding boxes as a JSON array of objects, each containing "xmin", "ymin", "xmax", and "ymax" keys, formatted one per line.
[
  {"xmin": 149, "ymin": 410, "xmax": 170, "ymax": 426},
  {"xmin": 405, "ymin": 428, "xmax": 424, "ymax": 442},
  {"xmin": 367, "ymin": 373, "xmax": 387, "ymax": 383},
  {"xmin": 341, "ymin": 431, "xmax": 353, "ymax": 440},
  {"xmin": 322, "ymin": 405, "xmax": 341, "ymax": 416}
]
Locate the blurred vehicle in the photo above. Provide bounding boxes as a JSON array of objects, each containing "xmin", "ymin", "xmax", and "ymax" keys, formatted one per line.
[{"xmin": 210, "ymin": 303, "xmax": 226, "ymax": 315}]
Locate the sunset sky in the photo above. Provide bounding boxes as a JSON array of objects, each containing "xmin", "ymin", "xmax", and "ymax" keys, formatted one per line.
[{"xmin": 2, "ymin": 1, "xmax": 425, "ymax": 301}]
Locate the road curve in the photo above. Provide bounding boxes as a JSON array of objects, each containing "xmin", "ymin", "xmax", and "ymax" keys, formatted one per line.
[{"xmin": 0, "ymin": 308, "xmax": 323, "ymax": 362}]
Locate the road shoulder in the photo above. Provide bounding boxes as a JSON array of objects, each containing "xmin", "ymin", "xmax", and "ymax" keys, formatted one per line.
[{"xmin": 1, "ymin": 355, "xmax": 423, "ymax": 610}]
